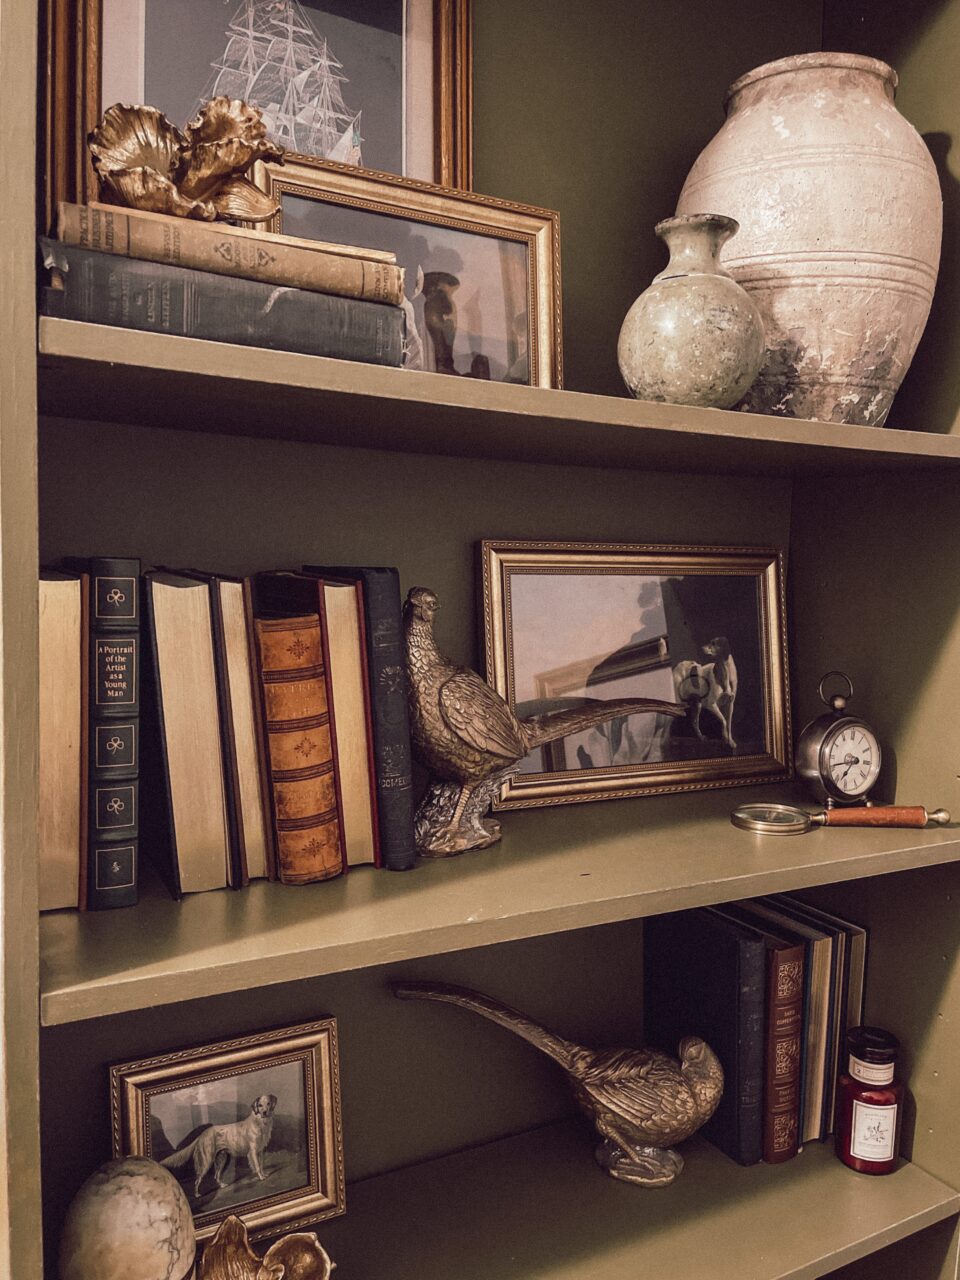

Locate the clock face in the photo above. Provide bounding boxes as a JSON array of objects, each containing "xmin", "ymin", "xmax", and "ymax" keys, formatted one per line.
[{"xmin": 823, "ymin": 722, "xmax": 881, "ymax": 798}]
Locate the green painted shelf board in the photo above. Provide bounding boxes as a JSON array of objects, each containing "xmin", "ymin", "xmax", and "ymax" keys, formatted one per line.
[
  {"xmin": 319, "ymin": 1120, "xmax": 960, "ymax": 1280},
  {"xmin": 40, "ymin": 786, "xmax": 960, "ymax": 1025},
  {"xmin": 38, "ymin": 317, "xmax": 960, "ymax": 476}
]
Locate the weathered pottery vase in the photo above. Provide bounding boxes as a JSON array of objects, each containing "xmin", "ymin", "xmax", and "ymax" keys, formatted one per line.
[
  {"xmin": 617, "ymin": 214, "xmax": 765, "ymax": 408},
  {"xmin": 677, "ymin": 53, "xmax": 942, "ymax": 426}
]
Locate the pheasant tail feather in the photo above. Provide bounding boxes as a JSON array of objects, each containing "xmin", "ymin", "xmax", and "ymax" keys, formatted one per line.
[{"xmin": 521, "ymin": 698, "xmax": 685, "ymax": 750}]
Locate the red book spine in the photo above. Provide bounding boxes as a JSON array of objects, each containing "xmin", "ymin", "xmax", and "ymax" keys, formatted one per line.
[{"xmin": 763, "ymin": 940, "xmax": 805, "ymax": 1162}]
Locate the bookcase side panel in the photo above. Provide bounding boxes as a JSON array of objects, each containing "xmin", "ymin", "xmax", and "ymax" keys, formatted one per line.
[{"xmin": 0, "ymin": 0, "xmax": 42, "ymax": 1273}]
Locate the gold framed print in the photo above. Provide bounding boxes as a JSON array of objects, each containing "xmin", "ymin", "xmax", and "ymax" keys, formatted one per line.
[
  {"xmin": 255, "ymin": 157, "xmax": 563, "ymax": 386},
  {"xmin": 45, "ymin": 0, "xmax": 472, "ymax": 229},
  {"xmin": 481, "ymin": 541, "xmax": 791, "ymax": 809},
  {"xmin": 110, "ymin": 1019, "xmax": 345, "ymax": 1243}
]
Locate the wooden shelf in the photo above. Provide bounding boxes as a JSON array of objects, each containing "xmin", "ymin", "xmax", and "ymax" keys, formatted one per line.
[
  {"xmin": 38, "ymin": 317, "xmax": 960, "ymax": 477},
  {"xmin": 40, "ymin": 786, "xmax": 960, "ymax": 1025},
  {"xmin": 316, "ymin": 1121, "xmax": 959, "ymax": 1279}
]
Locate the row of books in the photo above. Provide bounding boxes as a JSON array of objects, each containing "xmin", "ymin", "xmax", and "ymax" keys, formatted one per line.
[
  {"xmin": 38, "ymin": 558, "xmax": 417, "ymax": 912},
  {"xmin": 39, "ymin": 201, "xmax": 407, "ymax": 367},
  {"xmin": 645, "ymin": 894, "xmax": 866, "ymax": 1166}
]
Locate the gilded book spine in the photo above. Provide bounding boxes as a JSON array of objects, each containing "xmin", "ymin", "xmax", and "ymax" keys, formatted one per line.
[
  {"xmin": 254, "ymin": 615, "xmax": 344, "ymax": 884},
  {"xmin": 57, "ymin": 202, "xmax": 405, "ymax": 305},
  {"xmin": 763, "ymin": 941, "xmax": 805, "ymax": 1163},
  {"xmin": 61, "ymin": 556, "xmax": 141, "ymax": 910}
]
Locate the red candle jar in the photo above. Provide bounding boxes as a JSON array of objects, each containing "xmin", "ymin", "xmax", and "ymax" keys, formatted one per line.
[{"xmin": 835, "ymin": 1026, "xmax": 903, "ymax": 1174}]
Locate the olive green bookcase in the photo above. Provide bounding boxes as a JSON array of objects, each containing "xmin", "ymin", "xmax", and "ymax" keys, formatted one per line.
[{"xmin": 3, "ymin": 0, "xmax": 960, "ymax": 1276}]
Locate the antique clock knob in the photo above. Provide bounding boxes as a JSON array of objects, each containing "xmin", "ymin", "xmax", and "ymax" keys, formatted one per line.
[{"xmin": 796, "ymin": 672, "xmax": 882, "ymax": 807}]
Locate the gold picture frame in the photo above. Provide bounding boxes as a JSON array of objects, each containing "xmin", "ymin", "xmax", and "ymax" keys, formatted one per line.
[
  {"xmin": 255, "ymin": 156, "xmax": 563, "ymax": 388},
  {"xmin": 110, "ymin": 1019, "xmax": 345, "ymax": 1243},
  {"xmin": 44, "ymin": 0, "xmax": 473, "ymax": 232},
  {"xmin": 481, "ymin": 541, "xmax": 791, "ymax": 809}
]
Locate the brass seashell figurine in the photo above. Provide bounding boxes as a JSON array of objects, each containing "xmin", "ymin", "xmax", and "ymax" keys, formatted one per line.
[
  {"xmin": 394, "ymin": 981, "xmax": 724, "ymax": 1186},
  {"xmin": 403, "ymin": 587, "xmax": 686, "ymax": 856},
  {"xmin": 199, "ymin": 1214, "xmax": 336, "ymax": 1280},
  {"xmin": 89, "ymin": 97, "xmax": 285, "ymax": 222}
]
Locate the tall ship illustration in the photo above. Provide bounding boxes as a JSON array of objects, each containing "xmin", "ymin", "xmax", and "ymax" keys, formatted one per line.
[{"xmin": 202, "ymin": 0, "xmax": 363, "ymax": 163}]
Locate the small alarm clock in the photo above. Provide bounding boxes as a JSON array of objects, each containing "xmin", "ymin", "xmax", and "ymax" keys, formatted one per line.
[{"xmin": 796, "ymin": 672, "xmax": 882, "ymax": 807}]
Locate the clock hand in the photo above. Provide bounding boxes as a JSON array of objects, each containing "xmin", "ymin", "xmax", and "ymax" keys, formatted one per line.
[{"xmin": 834, "ymin": 754, "xmax": 860, "ymax": 780}]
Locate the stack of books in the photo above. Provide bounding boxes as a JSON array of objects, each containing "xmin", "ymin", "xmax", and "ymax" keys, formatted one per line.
[
  {"xmin": 39, "ymin": 202, "xmax": 407, "ymax": 367},
  {"xmin": 38, "ymin": 560, "xmax": 417, "ymax": 912},
  {"xmin": 645, "ymin": 894, "xmax": 866, "ymax": 1166}
]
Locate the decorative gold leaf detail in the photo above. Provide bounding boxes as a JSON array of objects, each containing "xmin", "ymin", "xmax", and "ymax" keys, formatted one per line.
[{"xmin": 210, "ymin": 176, "xmax": 281, "ymax": 224}]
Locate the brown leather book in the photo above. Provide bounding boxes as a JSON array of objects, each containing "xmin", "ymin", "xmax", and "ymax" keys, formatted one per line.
[
  {"xmin": 253, "ymin": 614, "xmax": 344, "ymax": 884},
  {"xmin": 714, "ymin": 903, "xmax": 805, "ymax": 1163}
]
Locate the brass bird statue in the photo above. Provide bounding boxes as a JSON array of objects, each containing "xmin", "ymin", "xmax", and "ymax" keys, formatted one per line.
[
  {"xmin": 394, "ymin": 981, "xmax": 723, "ymax": 1186},
  {"xmin": 403, "ymin": 587, "xmax": 686, "ymax": 855}
]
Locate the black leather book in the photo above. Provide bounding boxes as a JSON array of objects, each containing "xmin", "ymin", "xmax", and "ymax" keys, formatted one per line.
[
  {"xmin": 303, "ymin": 566, "xmax": 417, "ymax": 871},
  {"xmin": 644, "ymin": 907, "xmax": 765, "ymax": 1165},
  {"xmin": 60, "ymin": 556, "xmax": 140, "ymax": 910},
  {"xmin": 40, "ymin": 239, "xmax": 405, "ymax": 367}
]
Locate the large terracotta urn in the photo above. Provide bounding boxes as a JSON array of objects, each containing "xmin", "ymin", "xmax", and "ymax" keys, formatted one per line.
[{"xmin": 677, "ymin": 53, "xmax": 942, "ymax": 426}]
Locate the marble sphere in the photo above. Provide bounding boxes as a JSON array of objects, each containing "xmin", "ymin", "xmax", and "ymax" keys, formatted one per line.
[{"xmin": 59, "ymin": 1156, "xmax": 196, "ymax": 1280}]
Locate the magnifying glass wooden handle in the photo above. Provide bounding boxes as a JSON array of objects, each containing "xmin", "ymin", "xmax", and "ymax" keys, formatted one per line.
[{"xmin": 812, "ymin": 806, "xmax": 951, "ymax": 828}]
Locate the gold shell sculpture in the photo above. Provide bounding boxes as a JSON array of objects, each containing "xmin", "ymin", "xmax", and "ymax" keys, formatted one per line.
[
  {"xmin": 89, "ymin": 97, "xmax": 284, "ymax": 222},
  {"xmin": 199, "ymin": 1215, "xmax": 336, "ymax": 1280}
]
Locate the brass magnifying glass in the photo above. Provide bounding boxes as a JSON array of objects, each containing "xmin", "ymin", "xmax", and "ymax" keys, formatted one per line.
[{"xmin": 731, "ymin": 802, "xmax": 951, "ymax": 836}]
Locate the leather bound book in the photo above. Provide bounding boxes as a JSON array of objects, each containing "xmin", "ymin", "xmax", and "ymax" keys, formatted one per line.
[
  {"xmin": 40, "ymin": 240, "xmax": 405, "ymax": 367},
  {"xmin": 38, "ymin": 570, "xmax": 86, "ymax": 911},
  {"xmin": 57, "ymin": 202, "xmax": 405, "ymax": 305},
  {"xmin": 256, "ymin": 572, "xmax": 380, "ymax": 870},
  {"xmin": 60, "ymin": 556, "xmax": 141, "ymax": 910},
  {"xmin": 142, "ymin": 572, "xmax": 231, "ymax": 897},
  {"xmin": 644, "ymin": 908, "xmax": 765, "ymax": 1166},
  {"xmin": 253, "ymin": 614, "xmax": 345, "ymax": 884},
  {"xmin": 163, "ymin": 570, "xmax": 275, "ymax": 885},
  {"xmin": 715, "ymin": 903, "xmax": 805, "ymax": 1163},
  {"xmin": 770, "ymin": 895, "xmax": 867, "ymax": 1136},
  {"xmin": 303, "ymin": 566, "xmax": 416, "ymax": 871}
]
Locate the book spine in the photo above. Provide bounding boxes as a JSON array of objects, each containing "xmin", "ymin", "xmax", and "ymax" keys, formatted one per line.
[
  {"xmin": 736, "ymin": 938, "xmax": 766, "ymax": 1167},
  {"xmin": 40, "ymin": 240, "xmax": 405, "ymax": 367},
  {"xmin": 57, "ymin": 202, "xmax": 406, "ymax": 305},
  {"xmin": 254, "ymin": 615, "xmax": 344, "ymax": 884},
  {"xmin": 64, "ymin": 556, "xmax": 141, "ymax": 910},
  {"xmin": 243, "ymin": 578, "xmax": 278, "ymax": 881},
  {"xmin": 763, "ymin": 941, "xmax": 805, "ymax": 1163},
  {"xmin": 207, "ymin": 581, "xmax": 247, "ymax": 888},
  {"xmin": 317, "ymin": 568, "xmax": 416, "ymax": 871}
]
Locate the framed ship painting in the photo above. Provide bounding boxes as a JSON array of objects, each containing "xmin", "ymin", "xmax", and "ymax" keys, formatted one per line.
[
  {"xmin": 44, "ymin": 0, "xmax": 472, "ymax": 228},
  {"xmin": 254, "ymin": 158, "xmax": 563, "ymax": 387},
  {"xmin": 481, "ymin": 541, "xmax": 791, "ymax": 809}
]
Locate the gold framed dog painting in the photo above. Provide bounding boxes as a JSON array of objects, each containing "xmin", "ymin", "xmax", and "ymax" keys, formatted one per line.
[
  {"xmin": 110, "ymin": 1019, "xmax": 345, "ymax": 1242},
  {"xmin": 481, "ymin": 541, "xmax": 791, "ymax": 809}
]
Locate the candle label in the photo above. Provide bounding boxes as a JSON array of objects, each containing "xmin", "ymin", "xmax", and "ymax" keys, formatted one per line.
[
  {"xmin": 851, "ymin": 1100, "xmax": 897, "ymax": 1161},
  {"xmin": 849, "ymin": 1054, "xmax": 895, "ymax": 1086}
]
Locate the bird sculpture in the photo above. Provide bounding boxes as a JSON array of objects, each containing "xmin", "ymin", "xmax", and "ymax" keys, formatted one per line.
[
  {"xmin": 394, "ymin": 981, "xmax": 724, "ymax": 1186},
  {"xmin": 403, "ymin": 586, "xmax": 686, "ymax": 854}
]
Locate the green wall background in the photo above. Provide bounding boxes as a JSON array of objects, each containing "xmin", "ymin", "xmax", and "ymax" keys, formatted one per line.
[{"xmin": 472, "ymin": 0, "xmax": 822, "ymax": 396}]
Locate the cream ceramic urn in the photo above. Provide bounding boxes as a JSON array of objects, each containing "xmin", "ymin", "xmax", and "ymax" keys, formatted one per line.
[{"xmin": 677, "ymin": 53, "xmax": 942, "ymax": 426}]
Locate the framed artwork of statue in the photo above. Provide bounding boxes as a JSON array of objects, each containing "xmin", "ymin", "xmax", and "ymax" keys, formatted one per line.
[
  {"xmin": 481, "ymin": 541, "xmax": 791, "ymax": 809},
  {"xmin": 44, "ymin": 0, "xmax": 472, "ymax": 229},
  {"xmin": 253, "ymin": 157, "xmax": 563, "ymax": 387},
  {"xmin": 110, "ymin": 1018, "xmax": 345, "ymax": 1243}
]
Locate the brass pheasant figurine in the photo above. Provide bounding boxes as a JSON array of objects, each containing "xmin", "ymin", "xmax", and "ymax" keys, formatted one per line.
[
  {"xmin": 394, "ymin": 981, "xmax": 723, "ymax": 1185},
  {"xmin": 403, "ymin": 587, "xmax": 686, "ymax": 855}
]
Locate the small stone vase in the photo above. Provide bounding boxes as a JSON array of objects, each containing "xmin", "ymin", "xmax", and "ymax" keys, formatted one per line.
[{"xmin": 617, "ymin": 214, "xmax": 765, "ymax": 408}]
